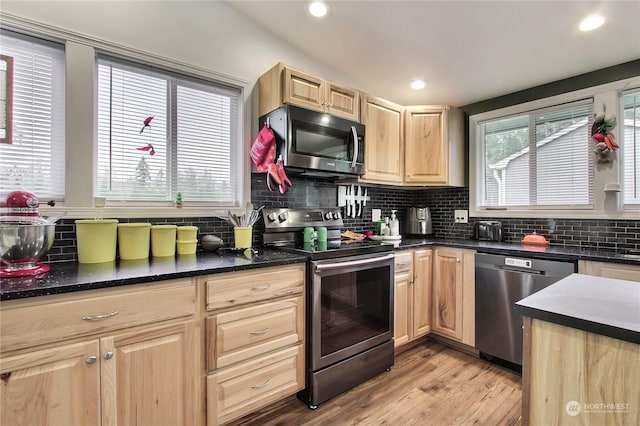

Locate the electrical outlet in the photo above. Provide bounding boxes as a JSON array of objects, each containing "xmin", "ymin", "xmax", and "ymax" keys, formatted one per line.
[
  {"xmin": 454, "ymin": 209, "xmax": 468, "ymax": 224},
  {"xmin": 372, "ymin": 208, "xmax": 381, "ymax": 222}
]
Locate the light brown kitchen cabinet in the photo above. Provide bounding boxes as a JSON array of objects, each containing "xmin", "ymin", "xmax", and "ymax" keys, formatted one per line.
[
  {"xmin": 100, "ymin": 321, "xmax": 197, "ymax": 426},
  {"xmin": 0, "ymin": 340, "xmax": 100, "ymax": 426},
  {"xmin": 393, "ymin": 249, "xmax": 433, "ymax": 349},
  {"xmin": 432, "ymin": 247, "xmax": 475, "ymax": 346},
  {"xmin": 578, "ymin": 260, "xmax": 640, "ymax": 281},
  {"xmin": 393, "ymin": 251, "xmax": 413, "ymax": 348},
  {"xmin": 258, "ymin": 63, "xmax": 359, "ymax": 121},
  {"xmin": 360, "ymin": 95, "xmax": 404, "ymax": 183},
  {"xmin": 0, "ymin": 279, "xmax": 201, "ymax": 426},
  {"xmin": 412, "ymin": 249, "xmax": 433, "ymax": 339},
  {"xmin": 203, "ymin": 263, "xmax": 305, "ymax": 425},
  {"xmin": 404, "ymin": 106, "xmax": 465, "ymax": 186}
]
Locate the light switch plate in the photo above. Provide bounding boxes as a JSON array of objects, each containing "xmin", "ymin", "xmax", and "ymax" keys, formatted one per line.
[
  {"xmin": 372, "ymin": 208, "xmax": 381, "ymax": 222},
  {"xmin": 454, "ymin": 209, "xmax": 468, "ymax": 223}
]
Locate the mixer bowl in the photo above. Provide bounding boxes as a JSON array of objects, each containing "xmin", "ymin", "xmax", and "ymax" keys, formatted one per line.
[{"xmin": 0, "ymin": 217, "xmax": 55, "ymax": 271}]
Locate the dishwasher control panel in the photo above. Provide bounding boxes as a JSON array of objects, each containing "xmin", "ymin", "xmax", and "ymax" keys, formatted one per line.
[{"xmin": 505, "ymin": 257, "xmax": 532, "ymax": 268}]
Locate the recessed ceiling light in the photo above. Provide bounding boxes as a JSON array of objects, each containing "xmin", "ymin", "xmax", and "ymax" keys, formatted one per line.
[
  {"xmin": 309, "ymin": 2, "xmax": 328, "ymax": 18},
  {"xmin": 410, "ymin": 80, "xmax": 426, "ymax": 90},
  {"xmin": 579, "ymin": 15, "xmax": 605, "ymax": 31}
]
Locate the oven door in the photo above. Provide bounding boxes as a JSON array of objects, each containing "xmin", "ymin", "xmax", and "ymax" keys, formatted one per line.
[
  {"xmin": 309, "ymin": 252, "xmax": 394, "ymax": 371},
  {"xmin": 287, "ymin": 105, "xmax": 365, "ymax": 175}
]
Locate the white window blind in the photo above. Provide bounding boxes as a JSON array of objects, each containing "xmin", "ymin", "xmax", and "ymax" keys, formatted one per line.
[
  {"xmin": 479, "ymin": 100, "xmax": 593, "ymax": 208},
  {"xmin": 96, "ymin": 57, "xmax": 240, "ymax": 204},
  {"xmin": 622, "ymin": 90, "xmax": 640, "ymax": 206},
  {"xmin": 0, "ymin": 30, "xmax": 65, "ymax": 198}
]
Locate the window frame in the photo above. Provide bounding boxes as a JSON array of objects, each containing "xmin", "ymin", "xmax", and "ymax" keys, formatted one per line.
[
  {"xmin": 95, "ymin": 55, "xmax": 242, "ymax": 207},
  {"xmin": 476, "ymin": 99, "xmax": 594, "ymax": 210},
  {"xmin": 470, "ymin": 75, "xmax": 640, "ymax": 220},
  {"xmin": 621, "ymin": 88, "xmax": 640, "ymax": 211},
  {"xmin": 1, "ymin": 21, "xmax": 251, "ymax": 219}
]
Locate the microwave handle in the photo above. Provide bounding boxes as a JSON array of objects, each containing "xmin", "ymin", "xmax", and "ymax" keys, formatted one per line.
[{"xmin": 350, "ymin": 126, "xmax": 359, "ymax": 168}]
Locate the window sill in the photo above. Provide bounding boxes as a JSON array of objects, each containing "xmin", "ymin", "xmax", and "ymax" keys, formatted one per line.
[
  {"xmin": 39, "ymin": 205, "xmax": 235, "ymax": 220},
  {"xmin": 471, "ymin": 208, "xmax": 640, "ymax": 221}
]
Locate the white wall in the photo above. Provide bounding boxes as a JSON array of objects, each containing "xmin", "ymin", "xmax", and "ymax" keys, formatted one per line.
[
  {"xmin": 0, "ymin": 0, "xmax": 351, "ymax": 132},
  {"xmin": 0, "ymin": 0, "xmax": 353, "ymax": 217}
]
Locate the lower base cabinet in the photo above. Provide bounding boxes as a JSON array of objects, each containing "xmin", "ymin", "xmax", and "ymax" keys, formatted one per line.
[
  {"xmin": 431, "ymin": 247, "xmax": 475, "ymax": 347},
  {"xmin": 394, "ymin": 249, "xmax": 433, "ymax": 348},
  {"xmin": 579, "ymin": 260, "xmax": 640, "ymax": 282},
  {"xmin": 203, "ymin": 264, "xmax": 306, "ymax": 425},
  {"xmin": 1, "ymin": 340, "xmax": 100, "ymax": 426},
  {"xmin": 0, "ymin": 320, "xmax": 198, "ymax": 426},
  {"xmin": 0, "ymin": 279, "xmax": 200, "ymax": 426},
  {"xmin": 207, "ymin": 345, "xmax": 304, "ymax": 425}
]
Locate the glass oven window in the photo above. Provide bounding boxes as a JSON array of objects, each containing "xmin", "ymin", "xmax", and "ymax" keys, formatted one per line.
[{"xmin": 320, "ymin": 265, "xmax": 390, "ymax": 357}]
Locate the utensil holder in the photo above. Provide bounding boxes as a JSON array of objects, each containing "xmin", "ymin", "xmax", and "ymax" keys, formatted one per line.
[{"xmin": 234, "ymin": 226, "xmax": 252, "ymax": 248}]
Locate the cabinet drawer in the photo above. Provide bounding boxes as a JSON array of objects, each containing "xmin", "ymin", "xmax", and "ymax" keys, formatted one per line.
[
  {"xmin": 205, "ymin": 263, "xmax": 304, "ymax": 310},
  {"xmin": 395, "ymin": 252, "xmax": 413, "ymax": 274},
  {"xmin": 207, "ymin": 344, "xmax": 304, "ymax": 426},
  {"xmin": 0, "ymin": 279, "xmax": 195, "ymax": 352},
  {"xmin": 207, "ymin": 296, "xmax": 303, "ymax": 371}
]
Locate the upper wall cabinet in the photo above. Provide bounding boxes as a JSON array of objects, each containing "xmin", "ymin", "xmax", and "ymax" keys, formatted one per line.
[
  {"xmin": 258, "ymin": 63, "xmax": 360, "ymax": 121},
  {"xmin": 360, "ymin": 95, "xmax": 404, "ymax": 183},
  {"xmin": 404, "ymin": 106, "xmax": 465, "ymax": 186}
]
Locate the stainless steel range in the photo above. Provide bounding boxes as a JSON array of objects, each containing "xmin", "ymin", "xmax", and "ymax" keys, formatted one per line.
[{"xmin": 263, "ymin": 207, "xmax": 395, "ymax": 409}]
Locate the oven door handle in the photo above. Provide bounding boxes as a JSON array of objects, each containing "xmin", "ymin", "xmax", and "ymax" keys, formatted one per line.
[{"xmin": 315, "ymin": 253, "xmax": 395, "ymax": 273}]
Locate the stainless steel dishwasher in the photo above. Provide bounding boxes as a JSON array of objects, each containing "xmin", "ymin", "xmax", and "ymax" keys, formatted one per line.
[{"xmin": 475, "ymin": 252, "xmax": 576, "ymax": 366}]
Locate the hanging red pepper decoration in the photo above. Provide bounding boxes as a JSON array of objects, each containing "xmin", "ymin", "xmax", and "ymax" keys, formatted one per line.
[
  {"xmin": 139, "ymin": 116, "xmax": 154, "ymax": 134},
  {"xmin": 136, "ymin": 143, "xmax": 156, "ymax": 156}
]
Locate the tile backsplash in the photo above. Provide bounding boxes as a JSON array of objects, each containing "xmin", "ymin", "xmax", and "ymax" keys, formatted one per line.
[{"xmin": 43, "ymin": 174, "xmax": 639, "ymax": 263}]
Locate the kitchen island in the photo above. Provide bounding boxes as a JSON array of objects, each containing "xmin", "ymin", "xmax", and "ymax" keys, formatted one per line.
[{"xmin": 515, "ymin": 273, "xmax": 639, "ymax": 426}]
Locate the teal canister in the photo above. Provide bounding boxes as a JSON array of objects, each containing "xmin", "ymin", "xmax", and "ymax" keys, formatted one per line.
[
  {"xmin": 317, "ymin": 226, "xmax": 327, "ymax": 243},
  {"xmin": 303, "ymin": 227, "xmax": 316, "ymax": 243}
]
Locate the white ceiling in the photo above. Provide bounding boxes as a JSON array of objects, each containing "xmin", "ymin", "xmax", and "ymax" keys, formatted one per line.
[{"xmin": 227, "ymin": 0, "xmax": 640, "ymax": 107}]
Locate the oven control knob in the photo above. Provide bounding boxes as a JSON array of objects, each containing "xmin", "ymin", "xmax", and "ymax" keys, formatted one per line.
[
  {"xmin": 324, "ymin": 212, "xmax": 333, "ymax": 220},
  {"xmin": 278, "ymin": 212, "xmax": 288, "ymax": 222},
  {"xmin": 332, "ymin": 211, "xmax": 340, "ymax": 220},
  {"xmin": 267, "ymin": 212, "xmax": 277, "ymax": 222}
]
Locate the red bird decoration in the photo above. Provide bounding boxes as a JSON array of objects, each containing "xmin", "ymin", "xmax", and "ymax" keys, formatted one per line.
[
  {"xmin": 139, "ymin": 116, "xmax": 154, "ymax": 134},
  {"xmin": 136, "ymin": 143, "xmax": 156, "ymax": 156}
]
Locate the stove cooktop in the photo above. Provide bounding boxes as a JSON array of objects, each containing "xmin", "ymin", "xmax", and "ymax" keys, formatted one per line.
[{"xmin": 275, "ymin": 239, "xmax": 394, "ymax": 260}]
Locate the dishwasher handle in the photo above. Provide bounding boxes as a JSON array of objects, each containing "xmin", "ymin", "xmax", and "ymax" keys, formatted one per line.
[{"xmin": 493, "ymin": 264, "xmax": 545, "ymax": 275}]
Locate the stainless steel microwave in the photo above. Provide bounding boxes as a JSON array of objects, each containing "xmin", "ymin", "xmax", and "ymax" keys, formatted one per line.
[{"xmin": 258, "ymin": 104, "xmax": 365, "ymax": 176}]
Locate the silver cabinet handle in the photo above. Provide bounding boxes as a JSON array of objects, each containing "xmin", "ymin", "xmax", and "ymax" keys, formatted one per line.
[
  {"xmin": 250, "ymin": 378, "xmax": 271, "ymax": 389},
  {"xmin": 396, "ymin": 262, "xmax": 410, "ymax": 267},
  {"xmin": 86, "ymin": 356, "xmax": 97, "ymax": 364},
  {"xmin": 456, "ymin": 258, "xmax": 461, "ymax": 263},
  {"xmin": 250, "ymin": 327, "xmax": 271, "ymax": 335},
  {"xmin": 104, "ymin": 351, "xmax": 114, "ymax": 360},
  {"xmin": 82, "ymin": 310, "xmax": 118, "ymax": 321},
  {"xmin": 251, "ymin": 285, "xmax": 271, "ymax": 292}
]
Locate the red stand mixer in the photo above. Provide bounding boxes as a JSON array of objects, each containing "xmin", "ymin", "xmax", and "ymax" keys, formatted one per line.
[{"xmin": 0, "ymin": 190, "xmax": 57, "ymax": 277}]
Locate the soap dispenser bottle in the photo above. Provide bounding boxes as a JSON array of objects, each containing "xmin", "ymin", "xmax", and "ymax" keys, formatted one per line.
[{"xmin": 390, "ymin": 210, "xmax": 399, "ymax": 237}]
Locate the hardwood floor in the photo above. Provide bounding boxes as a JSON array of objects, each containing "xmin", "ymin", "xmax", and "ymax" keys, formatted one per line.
[{"xmin": 230, "ymin": 338, "xmax": 522, "ymax": 426}]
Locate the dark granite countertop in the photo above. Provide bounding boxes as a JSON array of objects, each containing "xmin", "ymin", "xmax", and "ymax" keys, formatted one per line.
[
  {"xmin": 2, "ymin": 238, "xmax": 638, "ymax": 302},
  {"xmin": 0, "ymin": 248, "xmax": 306, "ymax": 301},
  {"xmin": 515, "ymin": 273, "xmax": 640, "ymax": 344}
]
